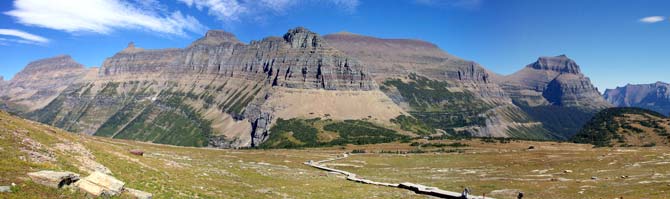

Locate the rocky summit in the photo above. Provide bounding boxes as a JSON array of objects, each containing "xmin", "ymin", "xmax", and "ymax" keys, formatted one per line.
[
  {"xmin": 0, "ymin": 28, "xmax": 614, "ymax": 148},
  {"xmin": 0, "ymin": 55, "xmax": 91, "ymax": 112},
  {"xmin": 495, "ymin": 55, "xmax": 612, "ymax": 138},
  {"xmin": 604, "ymin": 82, "xmax": 670, "ymax": 116},
  {"xmin": 499, "ymin": 55, "xmax": 609, "ymax": 109}
]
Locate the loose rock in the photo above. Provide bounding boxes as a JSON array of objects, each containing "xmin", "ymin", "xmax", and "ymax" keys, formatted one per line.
[
  {"xmin": 27, "ymin": 170, "xmax": 80, "ymax": 188},
  {"xmin": 75, "ymin": 171, "xmax": 125, "ymax": 197},
  {"xmin": 125, "ymin": 188, "xmax": 153, "ymax": 199},
  {"xmin": 129, "ymin": 149, "xmax": 144, "ymax": 156}
]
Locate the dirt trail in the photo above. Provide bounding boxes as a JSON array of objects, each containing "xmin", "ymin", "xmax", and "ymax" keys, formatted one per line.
[{"xmin": 305, "ymin": 154, "xmax": 492, "ymax": 199}]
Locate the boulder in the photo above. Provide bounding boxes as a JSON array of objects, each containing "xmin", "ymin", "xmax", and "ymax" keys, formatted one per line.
[
  {"xmin": 125, "ymin": 188, "xmax": 153, "ymax": 199},
  {"xmin": 27, "ymin": 170, "xmax": 80, "ymax": 188},
  {"xmin": 75, "ymin": 171, "xmax": 125, "ymax": 197},
  {"xmin": 0, "ymin": 186, "xmax": 11, "ymax": 193},
  {"xmin": 129, "ymin": 149, "xmax": 144, "ymax": 156}
]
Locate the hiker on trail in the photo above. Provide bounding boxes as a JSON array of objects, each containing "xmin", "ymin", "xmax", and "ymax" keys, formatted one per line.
[
  {"xmin": 461, "ymin": 187, "xmax": 470, "ymax": 199},
  {"xmin": 517, "ymin": 192, "xmax": 524, "ymax": 199}
]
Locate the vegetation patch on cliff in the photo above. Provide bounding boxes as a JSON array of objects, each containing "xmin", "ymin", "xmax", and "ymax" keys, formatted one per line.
[
  {"xmin": 381, "ymin": 74, "xmax": 490, "ymax": 134},
  {"xmin": 261, "ymin": 118, "xmax": 410, "ymax": 148},
  {"xmin": 518, "ymin": 104, "xmax": 596, "ymax": 139},
  {"xmin": 390, "ymin": 115, "xmax": 435, "ymax": 135},
  {"xmin": 110, "ymin": 93, "xmax": 213, "ymax": 147}
]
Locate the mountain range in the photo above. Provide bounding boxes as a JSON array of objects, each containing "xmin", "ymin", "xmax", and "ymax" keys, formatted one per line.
[
  {"xmin": 604, "ymin": 82, "xmax": 670, "ymax": 116},
  {"xmin": 2, "ymin": 27, "xmax": 661, "ymax": 148}
]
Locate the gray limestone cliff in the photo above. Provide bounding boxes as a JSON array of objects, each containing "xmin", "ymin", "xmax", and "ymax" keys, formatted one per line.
[
  {"xmin": 500, "ymin": 55, "xmax": 610, "ymax": 109},
  {"xmin": 101, "ymin": 28, "xmax": 375, "ymax": 91}
]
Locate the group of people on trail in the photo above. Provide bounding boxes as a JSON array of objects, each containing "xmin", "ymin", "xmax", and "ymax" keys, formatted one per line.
[{"xmin": 460, "ymin": 188, "xmax": 523, "ymax": 199}]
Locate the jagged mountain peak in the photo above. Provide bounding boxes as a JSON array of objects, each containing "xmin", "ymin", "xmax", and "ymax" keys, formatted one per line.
[
  {"xmin": 283, "ymin": 27, "xmax": 324, "ymax": 48},
  {"xmin": 527, "ymin": 55, "xmax": 581, "ymax": 74}
]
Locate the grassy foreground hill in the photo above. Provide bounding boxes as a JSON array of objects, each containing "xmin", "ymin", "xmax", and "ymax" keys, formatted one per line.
[
  {"xmin": 573, "ymin": 107, "xmax": 670, "ymax": 147},
  {"xmin": 0, "ymin": 111, "xmax": 418, "ymax": 198},
  {"xmin": 3, "ymin": 110, "xmax": 670, "ymax": 198}
]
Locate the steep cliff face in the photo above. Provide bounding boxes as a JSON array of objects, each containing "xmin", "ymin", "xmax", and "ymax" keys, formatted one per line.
[
  {"xmin": 26, "ymin": 27, "xmax": 390, "ymax": 148},
  {"xmin": 1, "ymin": 55, "xmax": 88, "ymax": 112},
  {"xmin": 604, "ymin": 82, "xmax": 670, "ymax": 116},
  {"xmin": 102, "ymin": 28, "xmax": 375, "ymax": 91},
  {"xmin": 500, "ymin": 55, "xmax": 610, "ymax": 109},
  {"xmin": 499, "ymin": 55, "xmax": 611, "ymax": 137}
]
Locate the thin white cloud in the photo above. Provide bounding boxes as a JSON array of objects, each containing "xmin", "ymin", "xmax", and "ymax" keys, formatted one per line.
[
  {"xmin": 178, "ymin": 0, "xmax": 359, "ymax": 22},
  {"xmin": 640, "ymin": 16, "xmax": 665, "ymax": 23},
  {"xmin": 178, "ymin": 0, "xmax": 247, "ymax": 21},
  {"xmin": 0, "ymin": 28, "xmax": 49, "ymax": 44},
  {"xmin": 4, "ymin": 0, "xmax": 206, "ymax": 36}
]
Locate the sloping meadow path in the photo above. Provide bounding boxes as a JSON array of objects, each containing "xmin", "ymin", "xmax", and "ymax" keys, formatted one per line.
[{"xmin": 305, "ymin": 154, "xmax": 492, "ymax": 199}]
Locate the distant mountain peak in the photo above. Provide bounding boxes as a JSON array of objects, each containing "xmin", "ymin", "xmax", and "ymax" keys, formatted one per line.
[
  {"xmin": 205, "ymin": 30, "xmax": 236, "ymax": 39},
  {"xmin": 20, "ymin": 55, "xmax": 84, "ymax": 74},
  {"xmin": 190, "ymin": 30, "xmax": 242, "ymax": 47},
  {"xmin": 604, "ymin": 82, "xmax": 670, "ymax": 116},
  {"xmin": 527, "ymin": 55, "xmax": 581, "ymax": 74},
  {"xmin": 323, "ymin": 32, "xmax": 440, "ymax": 50}
]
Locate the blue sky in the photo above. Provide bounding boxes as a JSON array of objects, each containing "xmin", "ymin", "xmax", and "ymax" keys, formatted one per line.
[{"xmin": 0, "ymin": 0, "xmax": 668, "ymax": 91}]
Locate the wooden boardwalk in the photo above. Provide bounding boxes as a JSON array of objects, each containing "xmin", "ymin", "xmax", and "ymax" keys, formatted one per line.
[{"xmin": 305, "ymin": 154, "xmax": 493, "ymax": 199}]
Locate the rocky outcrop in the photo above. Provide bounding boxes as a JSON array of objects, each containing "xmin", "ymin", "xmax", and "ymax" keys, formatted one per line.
[
  {"xmin": 527, "ymin": 54, "xmax": 581, "ymax": 74},
  {"xmin": 28, "ymin": 170, "xmax": 152, "ymax": 198},
  {"xmin": 27, "ymin": 171, "xmax": 80, "ymax": 188},
  {"xmin": 1, "ymin": 55, "xmax": 88, "ymax": 111},
  {"xmin": 500, "ymin": 55, "xmax": 610, "ymax": 109},
  {"xmin": 75, "ymin": 171, "xmax": 125, "ymax": 197},
  {"xmin": 604, "ymin": 82, "xmax": 670, "ymax": 116}
]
